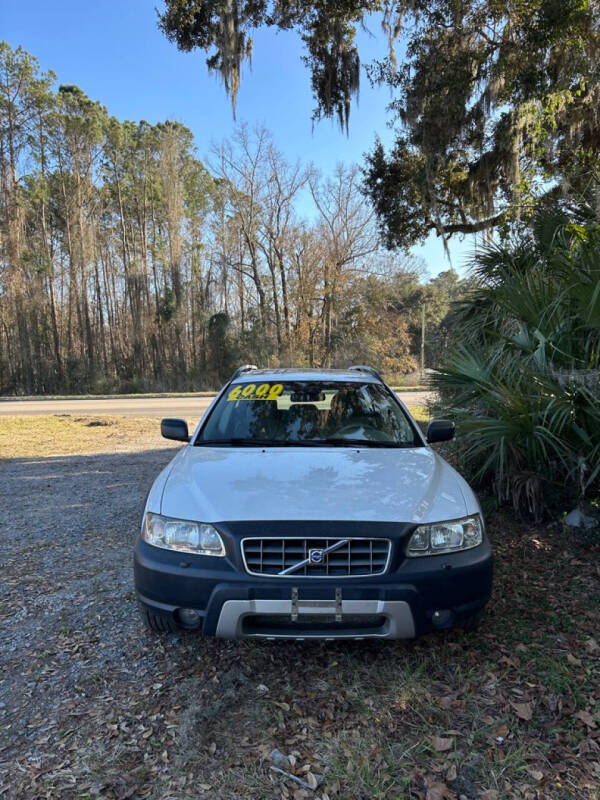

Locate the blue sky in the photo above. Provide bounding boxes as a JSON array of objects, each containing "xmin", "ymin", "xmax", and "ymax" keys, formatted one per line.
[{"xmin": 3, "ymin": 0, "xmax": 474, "ymax": 276}]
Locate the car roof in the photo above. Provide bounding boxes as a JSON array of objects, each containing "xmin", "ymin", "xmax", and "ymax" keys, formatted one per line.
[{"xmin": 231, "ymin": 368, "xmax": 380, "ymax": 384}]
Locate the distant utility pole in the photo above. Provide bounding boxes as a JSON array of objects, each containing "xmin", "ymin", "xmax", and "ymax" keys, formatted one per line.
[{"xmin": 420, "ymin": 305, "xmax": 425, "ymax": 378}]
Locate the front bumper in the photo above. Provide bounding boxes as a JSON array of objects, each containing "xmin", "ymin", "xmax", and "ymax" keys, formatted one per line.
[{"xmin": 134, "ymin": 523, "xmax": 493, "ymax": 639}]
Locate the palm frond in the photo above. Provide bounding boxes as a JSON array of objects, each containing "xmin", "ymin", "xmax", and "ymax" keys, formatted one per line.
[{"xmin": 437, "ymin": 203, "xmax": 600, "ymax": 516}]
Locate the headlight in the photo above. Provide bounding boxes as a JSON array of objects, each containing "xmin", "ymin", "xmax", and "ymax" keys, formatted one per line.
[
  {"xmin": 142, "ymin": 513, "xmax": 226, "ymax": 556},
  {"xmin": 407, "ymin": 515, "xmax": 483, "ymax": 557}
]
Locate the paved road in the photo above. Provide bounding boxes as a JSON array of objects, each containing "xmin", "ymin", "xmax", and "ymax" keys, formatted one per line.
[{"xmin": 0, "ymin": 391, "xmax": 434, "ymax": 418}]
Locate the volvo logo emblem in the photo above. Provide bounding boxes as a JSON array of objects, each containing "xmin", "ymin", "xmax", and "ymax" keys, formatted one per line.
[{"xmin": 277, "ymin": 539, "xmax": 349, "ymax": 576}]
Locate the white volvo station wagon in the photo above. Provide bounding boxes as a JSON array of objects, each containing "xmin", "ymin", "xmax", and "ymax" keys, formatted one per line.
[{"xmin": 134, "ymin": 366, "xmax": 492, "ymax": 639}]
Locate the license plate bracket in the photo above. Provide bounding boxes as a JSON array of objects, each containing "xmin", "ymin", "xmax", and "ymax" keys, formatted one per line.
[{"xmin": 290, "ymin": 588, "xmax": 343, "ymax": 621}]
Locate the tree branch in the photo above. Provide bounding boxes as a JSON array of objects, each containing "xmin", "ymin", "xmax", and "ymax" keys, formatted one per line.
[{"xmin": 431, "ymin": 212, "xmax": 506, "ymax": 236}]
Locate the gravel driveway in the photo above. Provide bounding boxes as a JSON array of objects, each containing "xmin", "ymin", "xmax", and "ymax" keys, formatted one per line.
[{"xmin": 0, "ymin": 447, "xmax": 170, "ymax": 792}]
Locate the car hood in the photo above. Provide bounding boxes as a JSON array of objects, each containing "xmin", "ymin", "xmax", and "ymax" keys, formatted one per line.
[{"xmin": 160, "ymin": 445, "xmax": 471, "ymax": 524}]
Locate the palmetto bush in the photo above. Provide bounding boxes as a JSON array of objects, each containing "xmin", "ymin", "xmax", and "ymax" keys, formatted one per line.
[{"xmin": 433, "ymin": 207, "xmax": 600, "ymax": 519}]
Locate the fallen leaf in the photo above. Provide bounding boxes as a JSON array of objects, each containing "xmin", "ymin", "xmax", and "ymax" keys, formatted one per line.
[
  {"xmin": 273, "ymin": 701, "xmax": 291, "ymax": 712},
  {"xmin": 446, "ymin": 764, "xmax": 457, "ymax": 782},
  {"xmin": 541, "ymin": 693, "xmax": 562, "ymax": 715},
  {"xmin": 567, "ymin": 653, "xmax": 582, "ymax": 666},
  {"xmin": 499, "ymin": 656, "xmax": 519, "ymax": 668},
  {"xmin": 306, "ymin": 772, "xmax": 318, "ymax": 790},
  {"xmin": 493, "ymin": 724, "xmax": 509, "ymax": 738},
  {"xmin": 576, "ymin": 710, "xmax": 597, "ymax": 729},
  {"xmin": 479, "ymin": 791, "xmax": 498, "ymax": 800},
  {"xmin": 426, "ymin": 782, "xmax": 454, "ymax": 800},
  {"xmin": 526, "ymin": 768, "xmax": 544, "ymax": 782},
  {"xmin": 584, "ymin": 638, "xmax": 599, "ymax": 653},
  {"xmin": 579, "ymin": 739, "xmax": 600, "ymax": 758},
  {"xmin": 431, "ymin": 736, "xmax": 454, "ymax": 752},
  {"xmin": 511, "ymin": 702, "xmax": 532, "ymax": 721}
]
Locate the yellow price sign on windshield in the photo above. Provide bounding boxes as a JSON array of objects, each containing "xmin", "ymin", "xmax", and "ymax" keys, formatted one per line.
[
  {"xmin": 255, "ymin": 383, "xmax": 271, "ymax": 398},
  {"xmin": 226, "ymin": 383, "xmax": 283, "ymax": 402}
]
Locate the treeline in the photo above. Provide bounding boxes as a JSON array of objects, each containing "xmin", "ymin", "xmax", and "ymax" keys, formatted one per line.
[{"xmin": 0, "ymin": 43, "xmax": 469, "ymax": 394}]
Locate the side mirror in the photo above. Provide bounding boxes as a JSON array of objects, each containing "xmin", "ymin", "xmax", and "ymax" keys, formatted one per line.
[
  {"xmin": 426, "ymin": 419, "xmax": 455, "ymax": 444},
  {"xmin": 161, "ymin": 418, "xmax": 190, "ymax": 443}
]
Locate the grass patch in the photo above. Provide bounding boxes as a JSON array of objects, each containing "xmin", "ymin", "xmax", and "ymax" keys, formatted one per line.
[
  {"xmin": 0, "ymin": 414, "xmax": 187, "ymax": 458},
  {"xmin": 391, "ymin": 385, "xmax": 430, "ymax": 392},
  {"xmin": 405, "ymin": 403, "xmax": 429, "ymax": 425}
]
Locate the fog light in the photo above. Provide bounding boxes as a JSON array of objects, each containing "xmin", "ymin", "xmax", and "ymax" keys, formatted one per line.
[
  {"xmin": 176, "ymin": 608, "xmax": 201, "ymax": 628},
  {"xmin": 431, "ymin": 609, "xmax": 452, "ymax": 627}
]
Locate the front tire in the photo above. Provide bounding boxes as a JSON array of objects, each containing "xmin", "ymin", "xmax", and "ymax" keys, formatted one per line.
[
  {"xmin": 139, "ymin": 604, "xmax": 179, "ymax": 633},
  {"xmin": 461, "ymin": 607, "xmax": 486, "ymax": 632}
]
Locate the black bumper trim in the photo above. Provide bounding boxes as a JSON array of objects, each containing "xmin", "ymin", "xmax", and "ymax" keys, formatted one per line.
[{"xmin": 134, "ymin": 527, "xmax": 492, "ymax": 637}]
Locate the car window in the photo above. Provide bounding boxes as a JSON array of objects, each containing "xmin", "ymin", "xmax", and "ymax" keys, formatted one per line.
[{"xmin": 196, "ymin": 381, "xmax": 421, "ymax": 447}]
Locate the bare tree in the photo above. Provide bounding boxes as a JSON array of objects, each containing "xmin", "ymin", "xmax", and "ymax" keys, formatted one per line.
[{"xmin": 309, "ymin": 163, "xmax": 378, "ymax": 365}]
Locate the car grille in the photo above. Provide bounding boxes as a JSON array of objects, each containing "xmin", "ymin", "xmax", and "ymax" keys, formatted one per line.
[{"xmin": 241, "ymin": 538, "xmax": 391, "ymax": 577}]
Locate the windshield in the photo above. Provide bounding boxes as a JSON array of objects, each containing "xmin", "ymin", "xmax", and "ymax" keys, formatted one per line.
[{"xmin": 196, "ymin": 380, "xmax": 422, "ymax": 447}]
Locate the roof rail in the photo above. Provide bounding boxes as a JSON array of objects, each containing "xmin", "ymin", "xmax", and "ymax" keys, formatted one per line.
[
  {"xmin": 230, "ymin": 364, "xmax": 258, "ymax": 381},
  {"xmin": 349, "ymin": 365, "xmax": 384, "ymax": 382}
]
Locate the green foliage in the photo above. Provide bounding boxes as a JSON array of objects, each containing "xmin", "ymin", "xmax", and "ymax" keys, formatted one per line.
[
  {"xmin": 363, "ymin": 138, "xmax": 432, "ymax": 247},
  {"xmin": 157, "ymin": 289, "xmax": 177, "ymax": 322},
  {"xmin": 207, "ymin": 311, "xmax": 238, "ymax": 382},
  {"xmin": 434, "ymin": 202, "xmax": 600, "ymax": 517},
  {"xmin": 364, "ymin": 0, "xmax": 600, "ymax": 246}
]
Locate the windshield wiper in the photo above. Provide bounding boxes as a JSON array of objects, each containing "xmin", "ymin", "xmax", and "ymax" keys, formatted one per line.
[
  {"xmin": 317, "ymin": 438, "xmax": 418, "ymax": 448},
  {"xmin": 196, "ymin": 438, "xmax": 297, "ymax": 447}
]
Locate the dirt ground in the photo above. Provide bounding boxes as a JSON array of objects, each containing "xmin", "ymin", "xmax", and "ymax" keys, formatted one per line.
[{"xmin": 0, "ymin": 417, "xmax": 599, "ymax": 799}]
